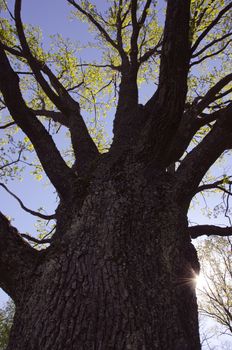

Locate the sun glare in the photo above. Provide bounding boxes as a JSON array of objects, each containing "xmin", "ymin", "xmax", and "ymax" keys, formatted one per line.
[{"xmin": 195, "ymin": 273, "xmax": 206, "ymax": 290}]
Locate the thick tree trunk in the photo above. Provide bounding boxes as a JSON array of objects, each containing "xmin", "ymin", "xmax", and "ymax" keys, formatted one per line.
[{"xmin": 7, "ymin": 156, "xmax": 200, "ymax": 350}]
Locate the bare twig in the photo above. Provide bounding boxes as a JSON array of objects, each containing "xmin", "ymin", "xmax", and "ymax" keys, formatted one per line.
[
  {"xmin": 196, "ymin": 177, "xmax": 232, "ymax": 195},
  {"xmin": 0, "ymin": 121, "xmax": 15, "ymax": 129},
  {"xmin": 75, "ymin": 63, "xmax": 121, "ymax": 71},
  {"xmin": 190, "ymin": 40, "xmax": 232, "ymax": 67},
  {"xmin": 0, "ymin": 183, "xmax": 56, "ymax": 220},
  {"xmin": 67, "ymin": 0, "xmax": 121, "ymax": 54},
  {"xmin": 20, "ymin": 233, "xmax": 51, "ymax": 244},
  {"xmin": 192, "ymin": 32, "xmax": 232, "ymax": 58}
]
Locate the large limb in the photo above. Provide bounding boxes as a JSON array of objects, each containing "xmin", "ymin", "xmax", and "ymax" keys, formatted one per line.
[
  {"xmin": 0, "ymin": 46, "xmax": 77, "ymax": 199},
  {"xmin": 14, "ymin": 0, "xmax": 99, "ymax": 168},
  {"xmin": 31, "ymin": 109, "xmax": 69, "ymax": 127},
  {"xmin": 14, "ymin": 0, "xmax": 69, "ymax": 112},
  {"xmin": 31, "ymin": 108, "xmax": 99, "ymax": 168},
  {"xmin": 143, "ymin": 0, "xmax": 191, "ymax": 166},
  {"xmin": 189, "ymin": 225, "xmax": 232, "ymax": 239},
  {"xmin": 112, "ymin": 1, "xmax": 159, "ymax": 148},
  {"xmin": 165, "ymin": 74, "xmax": 232, "ymax": 165},
  {"xmin": 175, "ymin": 103, "xmax": 232, "ymax": 206},
  {"xmin": 31, "ymin": 108, "xmax": 98, "ymax": 168},
  {"xmin": 111, "ymin": 0, "xmax": 139, "ymax": 148},
  {"xmin": 111, "ymin": 0, "xmax": 138, "ymax": 139},
  {"xmin": 130, "ymin": 0, "xmax": 140, "ymax": 68},
  {"xmin": 196, "ymin": 178, "xmax": 232, "ymax": 196},
  {"xmin": 192, "ymin": 73, "xmax": 232, "ymax": 115},
  {"xmin": 114, "ymin": 0, "xmax": 129, "ymax": 64},
  {"xmin": 131, "ymin": 0, "xmax": 157, "ymax": 67},
  {"xmin": 0, "ymin": 212, "xmax": 38, "ymax": 302}
]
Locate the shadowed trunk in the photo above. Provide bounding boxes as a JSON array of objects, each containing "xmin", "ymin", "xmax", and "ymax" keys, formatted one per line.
[{"xmin": 7, "ymin": 155, "xmax": 200, "ymax": 350}]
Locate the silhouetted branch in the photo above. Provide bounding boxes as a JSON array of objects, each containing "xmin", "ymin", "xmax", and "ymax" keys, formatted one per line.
[
  {"xmin": 67, "ymin": 0, "xmax": 121, "ymax": 54},
  {"xmin": 0, "ymin": 183, "xmax": 56, "ymax": 220},
  {"xmin": 139, "ymin": 37, "xmax": 162, "ymax": 65},
  {"xmin": 189, "ymin": 225, "xmax": 232, "ymax": 239},
  {"xmin": 143, "ymin": 0, "xmax": 191, "ymax": 166},
  {"xmin": 196, "ymin": 178, "xmax": 232, "ymax": 195},
  {"xmin": 0, "ymin": 45, "xmax": 78, "ymax": 199},
  {"xmin": 175, "ymin": 103, "xmax": 232, "ymax": 204},
  {"xmin": 194, "ymin": 73, "xmax": 232, "ymax": 114},
  {"xmin": 191, "ymin": 3, "xmax": 232, "ymax": 53},
  {"xmin": 0, "ymin": 121, "xmax": 15, "ymax": 129},
  {"xmin": 20, "ymin": 234, "xmax": 51, "ymax": 244},
  {"xmin": 139, "ymin": 0, "xmax": 152, "ymax": 26},
  {"xmin": 192, "ymin": 32, "xmax": 232, "ymax": 58},
  {"xmin": 0, "ymin": 212, "xmax": 38, "ymax": 301},
  {"xmin": 190, "ymin": 40, "xmax": 232, "ymax": 67}
]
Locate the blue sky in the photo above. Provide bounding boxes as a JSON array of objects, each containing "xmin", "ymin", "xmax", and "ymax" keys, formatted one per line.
[{"xmin": 0, "ymin": 1, "xmax": 231, "ymax": 346}]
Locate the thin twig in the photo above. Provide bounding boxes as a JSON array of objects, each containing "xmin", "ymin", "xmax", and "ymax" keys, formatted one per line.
[
  {"xmin": 0, "ymin": 122, "xmax": 15, "ymax": 129},
  {"xmin": 0, "ymin": 183, "xmax": 56, "ymax": 220},
  {"xmin": 20, "ymin": 233, "xmax": 51, "ymax": 244}
]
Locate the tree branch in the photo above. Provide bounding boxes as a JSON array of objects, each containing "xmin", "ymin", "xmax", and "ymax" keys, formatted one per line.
[
  {"xmin": 14, "ymin": 0, "xmax": 73, "ymax": 111},
  {"xmin": 67, "ymin": 0, "xmax": 121, "ymax": 55},
  {"xmin": 0, "ymin": 183, "xmax": 56, "ymax": 220},
  {"xmin": 130, "ymin": 0, "xmax": 139, "ymax": 67},
  {"xmin": 196, "ymin": 178, "xmax": 232, "ymax": 195},
  {"xmin": 138, "ymin": 0, "xmax": 152, "ymax": 26},
  {"xmin": 189, "ymin": 225, "xmax": 232, "ymax": 239},
  {"xmin": 139, "ymin": 38, "xmax": 162, "ymax": 65},
  {"xmin": 0, "ymin": 42, "xmax": 23, "ymax": 58},
  {"xmin": 165, "ymin": 75, "xmax": 232, "ymax": 165},
  {"xmin": 175, "ymin": 103, "xmax": 232, "ymax": 205},
  {"xmin": 115, "ymin": 0, "xmax": 128, "ymax": 64},
  {"xmin": 75, "ymin": 62, "xmax": 121, "ymax": 71},
  {"xmin": 0, "ymin": 121, "xmax": 15, "ymax": 129},
  {"xmin": 191, "ymin": 3, "xmax": 232, "ymax": 53},
  {"xmin": 31, "ymin": 109, "xmax": 69, "ymax": 127},
  {"xmin": 143, "ymin": 0, "xmax": 191, "ymax": 166},
  {"xmin": 14, "ymin": 0, "xmax": 99, "ymax": 168},
  {"xmin": 0, "ymin": 46, "xmax": 77, "ymax": 199},
  {"xmin": 131, "ymin": 0, "xmax": 157, "ymax": 67},
  {"xmin": 111, "ymin": 0, "xmax": 144, "ymax": 148},
  {"xmin": 20, "ymin": 233, "xmax": 51, "ymax": 245},
  {"xmin": 192, "ymin": 32, "xmax": 232, "ymax": 58},
  {"xmin": 194, "ymin": 73, "xmax": 232, "ymax": 114},
  {"xmin": 190, "ymin": 39, "xmax": 232, "ymax": 67},
  {"xmin": 0, "ymin": 212, "xmax": 38, "ymax": 302},
  {"xmin": 215, "ymin": 87, "xmax": 232, "ymax": 101}
]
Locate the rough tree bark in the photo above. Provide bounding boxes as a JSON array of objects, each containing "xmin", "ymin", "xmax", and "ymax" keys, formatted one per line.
[
  {"xmin": 0, "ymin": 0, "xmax": 232, "ymax": 349},
  {"xmin": 7, "ymin": 156, "xmax": 200, "ymax": 350}
]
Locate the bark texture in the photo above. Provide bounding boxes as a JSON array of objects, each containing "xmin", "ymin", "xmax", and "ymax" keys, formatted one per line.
[{"xmin": 6, "ymin": 155, "xmax": 200, "ymax": 350}]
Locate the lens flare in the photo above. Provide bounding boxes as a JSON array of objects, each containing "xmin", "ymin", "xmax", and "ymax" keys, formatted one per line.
[{"xmin": 195, "ymin": 273, "xmax": 205, "ymax": 290}]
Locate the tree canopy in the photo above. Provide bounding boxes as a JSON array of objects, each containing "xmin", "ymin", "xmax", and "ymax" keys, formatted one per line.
[{"xmin": 0, "ymin": 0, "xmax": 231, "ymax": 201}]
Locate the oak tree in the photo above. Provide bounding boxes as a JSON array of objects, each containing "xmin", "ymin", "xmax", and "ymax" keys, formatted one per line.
[{"xmin": 0, "ymin": 0, "xmax": 232, "ymax": 349}]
